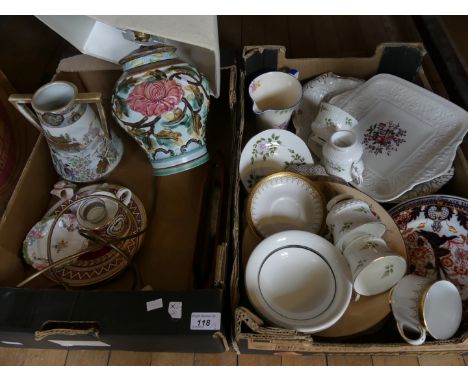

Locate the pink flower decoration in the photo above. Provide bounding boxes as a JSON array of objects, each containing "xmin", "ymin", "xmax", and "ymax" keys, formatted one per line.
[{"xmin": 127, "ymin": 80, "xmax": 184, "ymax": 117}]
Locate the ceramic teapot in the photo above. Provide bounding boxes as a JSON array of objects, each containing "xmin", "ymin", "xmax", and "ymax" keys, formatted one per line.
[
  {"xmin": 9, "ymin": 81, "xmax": 123, "ymax": 183},
  {"xmin": 111, "ymin": 35, "xmax": 211, "ymax": 176}
]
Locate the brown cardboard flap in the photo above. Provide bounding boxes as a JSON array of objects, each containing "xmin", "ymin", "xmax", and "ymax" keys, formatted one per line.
[{"xmin": 56, "ymin": 55, "xmax": 121, "ymax": 73}]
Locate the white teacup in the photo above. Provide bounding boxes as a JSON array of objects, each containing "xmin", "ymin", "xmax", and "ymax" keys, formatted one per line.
[
  {"xmin": 325, "ymin": 194, "xmax": 386, "ymax": 251},
  {"xmin": 390, "ymin": 274, "xmax": 463, "ymax": 345},
  {"xmin": 343, "ymin": 235, "xmax": 407, "ymax": 298},
  {"xmin": 249, "ymin": 71, "xmax": 302, "ymax": 131},
  {"xmin": 76, "ymin": 188, "xmax": 132, "ymax": 232},
  {"xmin": 310, "ymin": 102, "xmax": 358, "ymax": 145}
]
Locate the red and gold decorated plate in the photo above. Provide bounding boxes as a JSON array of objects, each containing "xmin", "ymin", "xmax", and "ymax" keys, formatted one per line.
[
  {"xmin": 44, "ymin": 183, "xmax": 147, "ymax": 287},
  {"xmin": 389, "ymin": 195, "xmax": 468, "ymax": 300}
]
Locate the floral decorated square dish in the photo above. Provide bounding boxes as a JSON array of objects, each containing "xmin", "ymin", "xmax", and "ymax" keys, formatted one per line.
[
  {"xmin": 334, "ymin": 74, "xmax": 468, "ymax": 202},
  {"xmin": 239, "ymin": 129, "xmax": 314, "ymax": 192}
]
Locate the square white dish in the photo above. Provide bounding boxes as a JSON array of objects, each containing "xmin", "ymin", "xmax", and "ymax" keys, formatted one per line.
[{"xmin": 336, "ymin": 74, "xmax": 468, "ymax": 202}]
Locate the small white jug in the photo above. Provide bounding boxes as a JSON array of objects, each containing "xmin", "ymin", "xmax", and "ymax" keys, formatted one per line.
[{"xmin": 248, "ymin": 71, "xmax": 302, "ymax": 131}]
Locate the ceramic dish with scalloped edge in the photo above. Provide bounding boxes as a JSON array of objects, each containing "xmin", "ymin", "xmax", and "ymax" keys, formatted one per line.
[
  {"xmin": 246, "ymin": 172, "xmax": 326, "ymax": 238},
  {"xmin": 291, "ymin": 72, "xmax": 363, "ymax": 156},
  {"xmin": 331, "ymin": 73, "xmax": 468, "ymax": 202}
]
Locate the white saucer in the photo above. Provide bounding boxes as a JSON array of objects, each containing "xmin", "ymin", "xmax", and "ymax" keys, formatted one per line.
[
  {"xmin": 247, "ymin": 172, "xmax": 325, "ymax": 238},
  {"xmin": 245, "ymin": 230, "xmax": 353, "ymax": 333},
  {"xmin": 239, "ymin": 129, "xmax": 314, "ymax": 192}
]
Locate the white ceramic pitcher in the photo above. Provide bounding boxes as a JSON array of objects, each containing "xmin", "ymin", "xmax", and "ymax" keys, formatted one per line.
[{"xmin": 248, "ymin": 71, "xmax": 302, "ymax": 131}]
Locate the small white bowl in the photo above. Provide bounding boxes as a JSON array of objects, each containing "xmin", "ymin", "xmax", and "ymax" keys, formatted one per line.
[{"xmin": 247, "ymin": 172, "xmax": 325, "ymax": 238}]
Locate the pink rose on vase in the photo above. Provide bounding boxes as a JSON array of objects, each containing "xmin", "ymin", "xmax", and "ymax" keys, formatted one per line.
[{"xmin": 127, "ymin": 80, "xmax": 184, "ymax": 117}]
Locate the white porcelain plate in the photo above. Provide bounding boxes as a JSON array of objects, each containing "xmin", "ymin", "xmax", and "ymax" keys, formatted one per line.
[
  {"xmin": 245, "ymin": 230, "xmax": 353, "ymax": 333},
  {"xmin": 247, "ymin": 172, "xmax": 325, "ymax": 238},
  {"xmin": 239, "ymin": 129, "xmax": 314, "ymax": 192},
  {"xmin": 333, "ymin": 73, "xmax": 468, "ymax": 202}
]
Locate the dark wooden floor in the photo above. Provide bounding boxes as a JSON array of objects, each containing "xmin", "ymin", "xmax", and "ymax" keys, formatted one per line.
[{"xmin": 0, "ymin": 15, "xmax": 467, "ymax": 366}]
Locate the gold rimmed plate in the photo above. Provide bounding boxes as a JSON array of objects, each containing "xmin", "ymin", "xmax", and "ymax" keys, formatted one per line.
[{"xmin": 246, "ymin": 172, "xmax": 326, "ymax": 238}]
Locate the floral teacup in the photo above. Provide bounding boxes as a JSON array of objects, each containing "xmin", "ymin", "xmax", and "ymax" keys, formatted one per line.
[
  {"xmin": 343, "ymin": 235, "xmax": 407, "ymax": 298},
  {"xmin": 326, "ymin": 194, "xmax": 386, "ymax": 251},
  {"xmin": 310, "ymin": 102, "xmax": 358, "ymax": 145}
]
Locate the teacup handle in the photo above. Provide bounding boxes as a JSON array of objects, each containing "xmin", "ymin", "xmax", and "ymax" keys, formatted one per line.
[
  {"xmin": 8, "ymin": 94, "xmax": 42, "ymax": 131},
  {"xmin": 396, "ymin": 321, "xmax": 426, "ymax": 346},
  {"xmin": 326, "ymin": 193, "xmax": 355, "ymax": 211},
  {"xmin": 75, "ymin": 92, "xmax": 110, "ymax": 139},
  {"xmin": 116, "ymin": 188, "xmax": 132, "ymax": 206}
]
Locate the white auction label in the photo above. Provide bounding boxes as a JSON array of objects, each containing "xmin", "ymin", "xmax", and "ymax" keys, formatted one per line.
[{"xmin": 190, "ymin": 312, "xmax": 221, "ymax": 331}]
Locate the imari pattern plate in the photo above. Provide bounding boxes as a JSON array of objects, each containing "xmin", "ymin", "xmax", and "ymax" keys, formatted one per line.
[{"xmin": 389, "ymin": 195, "xmax": 468, "ymax": 299}]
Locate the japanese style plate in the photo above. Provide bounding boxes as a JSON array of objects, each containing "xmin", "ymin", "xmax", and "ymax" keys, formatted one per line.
[
  {"xmin": 333, "ymin": 74, "xmax": 468, "ymax": 202},
  {"xmin": 246, "ymin": 172, "xmax": 325, "ymax": 238},
  {"xmin": 239, "ymin": 129, "xmax": 313, "ymax": 192},
  {"xmin": 23, "ymin": 213, "xmax": 89, "ymax": 271},
  {"xmin": 34, "ymin": 184, "xmax": 147, "ymax": 287},
  {"xmin": 389, "ymin": 195, "xmax": 468, "ymax": 297}
]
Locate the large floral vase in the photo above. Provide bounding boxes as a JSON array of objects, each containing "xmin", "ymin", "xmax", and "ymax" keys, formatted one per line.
[{"xmin": 111, "ymin": 46, "xmax": 211, "ymax": 176}]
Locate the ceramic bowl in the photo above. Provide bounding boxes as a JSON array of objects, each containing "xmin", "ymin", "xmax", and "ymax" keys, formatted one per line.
[
  {"xmin": 247, "ymin": 172, "xmax": 325, "ymax": 238},
  {"xmin": 245, "ymin": 230, "xmax": 353, "ymax": 333}
]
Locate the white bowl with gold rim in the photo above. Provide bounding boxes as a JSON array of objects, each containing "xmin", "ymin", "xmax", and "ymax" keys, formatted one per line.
[{"xmin": 246, "ymin": 172, "xmax": 325, "ymax": 238}]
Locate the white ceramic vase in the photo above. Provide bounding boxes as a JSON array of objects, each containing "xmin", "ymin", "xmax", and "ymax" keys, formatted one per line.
[{"xmin": 322, "ymin": 130, "xmax": 364, "ymax": 184}]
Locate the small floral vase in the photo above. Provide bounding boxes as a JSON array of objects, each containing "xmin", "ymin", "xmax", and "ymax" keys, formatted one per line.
[
  {"xmin": 111, "ymin": 44, "xmax": 211, "ymax": 176},
  {"xmin": 322, "ymin": 130, "xmax": 364, "ymax": 184},
  {"xmin": 9, "ymin": 81, "xmax": 123, "ymax": 183}
]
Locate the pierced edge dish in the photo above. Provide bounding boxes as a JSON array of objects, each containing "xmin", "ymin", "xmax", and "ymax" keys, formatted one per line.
[
  {"xmin": 246, "ymin": 171, "xmax": 326, "ymax": 238},
  {"xmin": 292, "ymin": 72, "xmax": 364, "ymax": 144},
  {"xmin": 335, "ymin": 73, "xmax": 468, "ymax": 202}
]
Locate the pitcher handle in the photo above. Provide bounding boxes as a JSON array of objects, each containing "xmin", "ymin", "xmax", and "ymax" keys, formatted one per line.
[
  {"xmin": 8, "ymin": 94, "xmax": 42, "ymax": 131},
  {"xmin": 75, "ymin": 92, "xmax": 110, "ymax": 139}
]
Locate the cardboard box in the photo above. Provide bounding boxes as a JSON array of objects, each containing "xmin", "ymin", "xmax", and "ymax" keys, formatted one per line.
[
  {"xmin": 231, "ymin": 43, "xmax": 468, "ymax": 355},
  {"xmin": 0, "ymin": 54, "xmax": 237, "ymax": 352}
]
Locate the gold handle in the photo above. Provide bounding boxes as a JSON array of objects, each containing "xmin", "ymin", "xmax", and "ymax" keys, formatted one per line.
[
  {"xmin": 8, "ymin": 94, "xmax": 42, "ymax": 131},
  {"xmin": 75, "ymin": 92, "xmax": 110, "ymax": 139}
]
